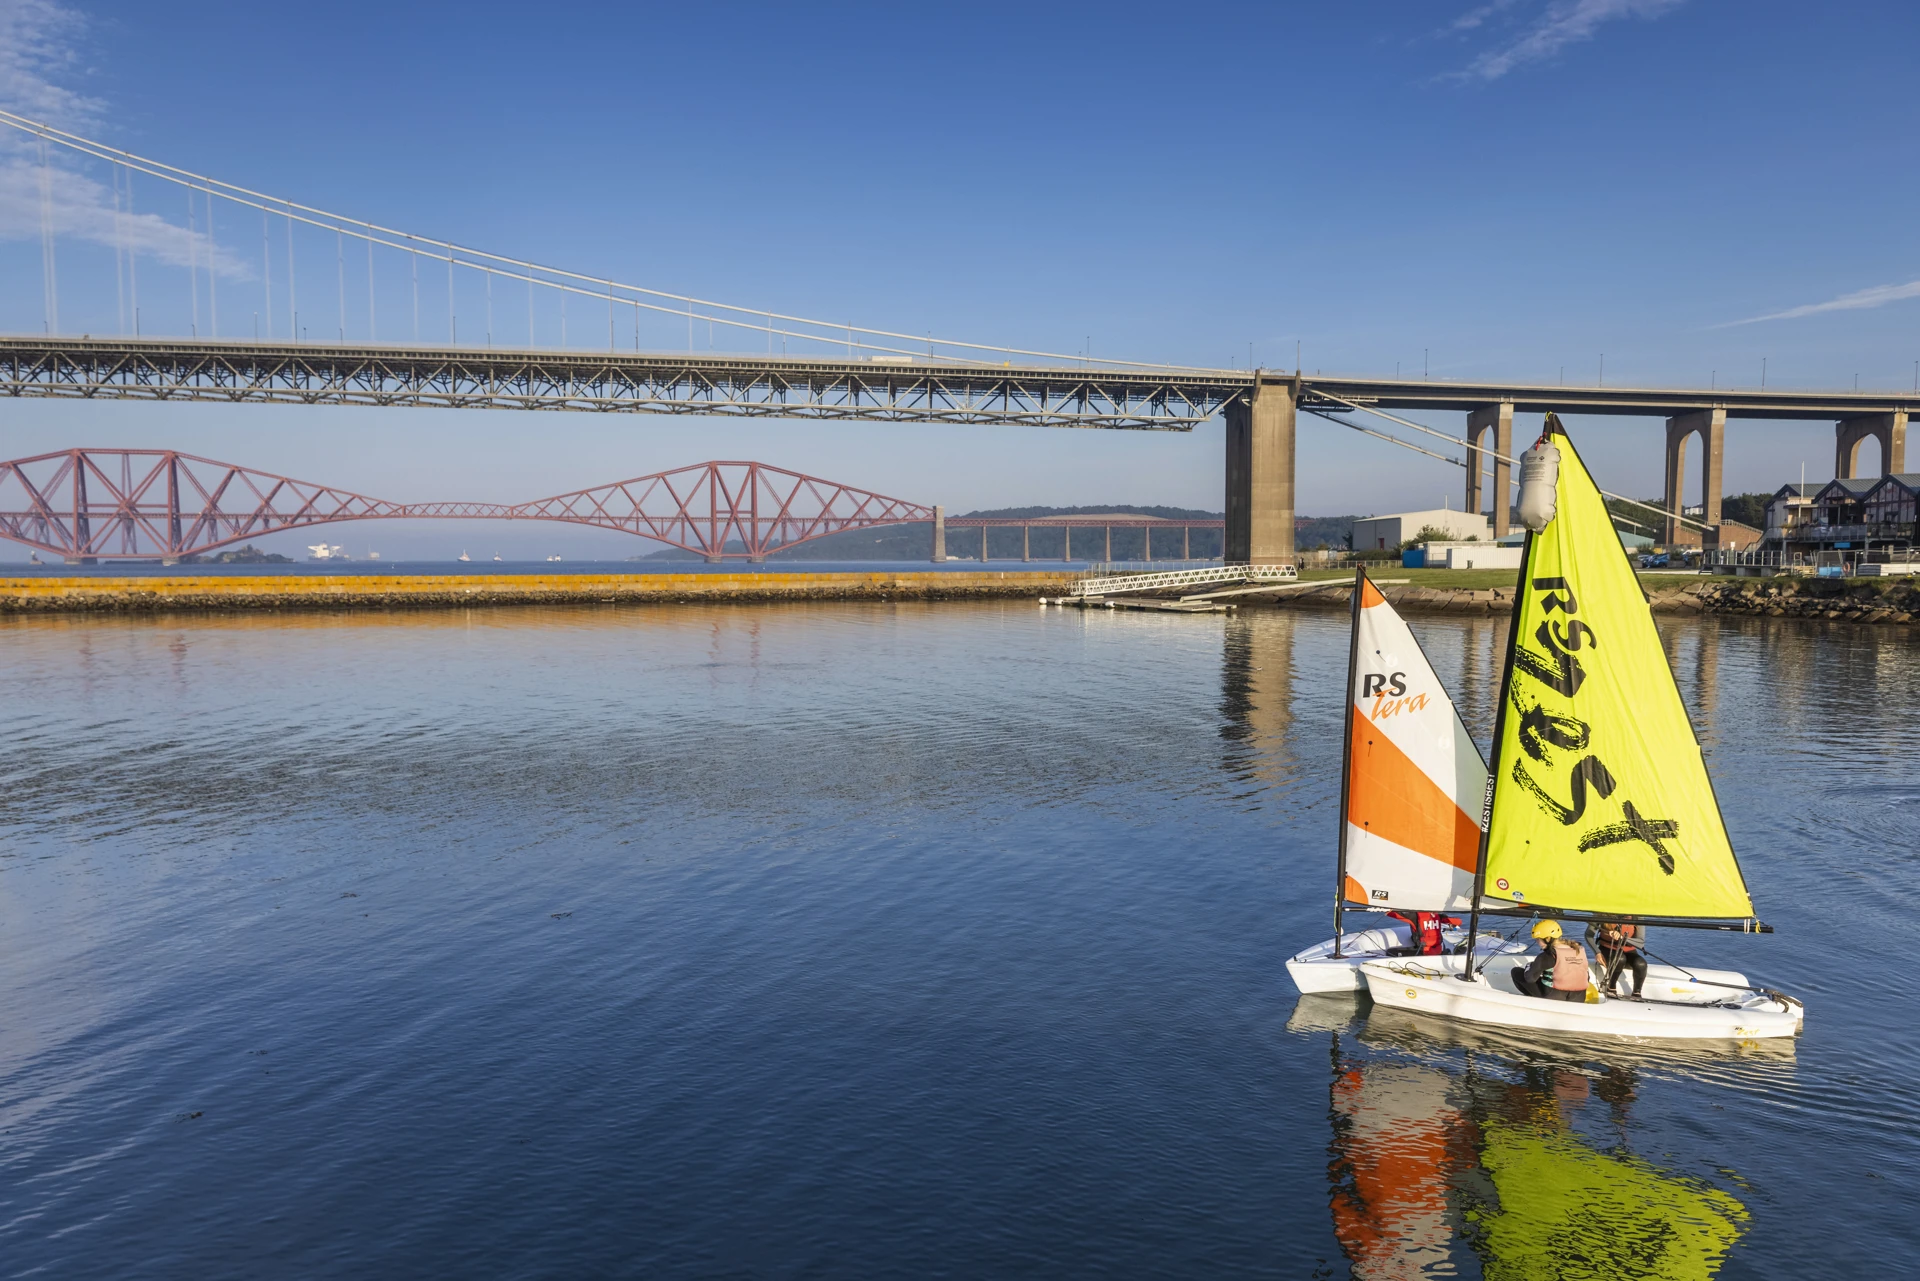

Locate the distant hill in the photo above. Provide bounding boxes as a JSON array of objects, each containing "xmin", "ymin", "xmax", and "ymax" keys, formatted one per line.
[
  {"xmin": 1296, "ymin": 515, "xmax": 1356, "ymax": 551},
  {"xmin": 636, "ymin": 506, "xmax": 1358, "ymax": 561}
]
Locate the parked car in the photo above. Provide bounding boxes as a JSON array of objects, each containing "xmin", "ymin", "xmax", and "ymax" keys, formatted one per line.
[{"xmin": 1639, "ymin": 553, "xmax": 1670, "ymax": 569}]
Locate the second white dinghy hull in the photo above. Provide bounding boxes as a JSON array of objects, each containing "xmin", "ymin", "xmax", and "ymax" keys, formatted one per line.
[
  {"xmin": 1285, "ymin": 926, "xmax": 1530, "ymax": 994},
  {"xmin": 1360, "ymin": 958, "xmax": 1802, "ymax": 1040}
]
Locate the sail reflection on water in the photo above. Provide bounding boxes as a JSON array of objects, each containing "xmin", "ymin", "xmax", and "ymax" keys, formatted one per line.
[
  {"xmin": 1328, "ymin": 1056, "xmax": 1473, "ymax": 1279},
  {"xmin": 1303, "ymin": 998, "xmax": 1755, "ymax": 1279}
]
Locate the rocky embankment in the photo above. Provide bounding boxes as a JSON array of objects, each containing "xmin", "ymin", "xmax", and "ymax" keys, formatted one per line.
[
  {"xmin": 1273, "ymin": 577, "xmax": 1919, "ymax": 623},
  {"xmin": 1653, "ymin": 578, "xmax": 1919, "ymax": 623}
]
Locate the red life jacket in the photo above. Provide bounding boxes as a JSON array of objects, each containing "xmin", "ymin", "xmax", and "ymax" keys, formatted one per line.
[{"xmin": 1389, "ymin": 911, "xmax": 1459, "ymax": 955}]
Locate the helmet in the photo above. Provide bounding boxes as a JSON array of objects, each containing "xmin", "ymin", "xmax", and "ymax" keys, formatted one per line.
[{"xmin": 1530, "ymin": 920, "xmax": 1563, "ymax": 940}]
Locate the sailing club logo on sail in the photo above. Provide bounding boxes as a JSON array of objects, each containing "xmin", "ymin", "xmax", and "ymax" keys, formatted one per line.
[{"xmin": 1508, "ymin": 575, "xmax": 1681, "ymax": 874}]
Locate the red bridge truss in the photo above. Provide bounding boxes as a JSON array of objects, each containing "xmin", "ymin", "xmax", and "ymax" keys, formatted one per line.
[{"xmin": 0, "ymin": 451, "xmax": 934, "ymax": 561}]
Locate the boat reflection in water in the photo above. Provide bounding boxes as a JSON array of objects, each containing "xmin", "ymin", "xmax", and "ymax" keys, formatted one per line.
[{"xmin": 1292, "ymin": 996, "xmax": 1782, "ymax": 1279}]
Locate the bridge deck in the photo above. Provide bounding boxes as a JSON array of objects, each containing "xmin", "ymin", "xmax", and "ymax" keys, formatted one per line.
[{"xmin": 4, "ymin": 339, "xmax": 1912, "ymax": 427}]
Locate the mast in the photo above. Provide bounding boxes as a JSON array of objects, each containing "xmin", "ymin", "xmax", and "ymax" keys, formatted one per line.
[
  {"xmin": 1331, "ymin": 564, "xmax": 1366, "ymax": 957},
  {"xmin": 1461, "ymin": 431, "xmax": 1547, "ymax": 981}
]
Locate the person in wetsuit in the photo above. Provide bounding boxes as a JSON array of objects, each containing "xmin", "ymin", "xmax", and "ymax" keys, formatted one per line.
[
  {"xmin": 1386, "ymin": 909, "xmax": 1460, "ymax": 956},
  {"xmin": 1589, "ymin": 921, "xmax": 1647, "ymax": 999},
  {"xmin": 1511, "ymin": 920, "xmax": 1591, "ymax": 1001}
]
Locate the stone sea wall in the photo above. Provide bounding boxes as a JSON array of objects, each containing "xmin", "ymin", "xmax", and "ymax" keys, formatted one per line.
[
  {"xmin": 0, "ymin": 570, "xmax": 1081, "ymax": 614},
  {"xmin": 4, "ymin": 569, "xmax": 1916, "ymax": 624}
]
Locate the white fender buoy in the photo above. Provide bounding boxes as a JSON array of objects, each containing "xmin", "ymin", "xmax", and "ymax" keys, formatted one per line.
[{"xmin": 1518, "ymin": 440, "xmax": 1561, "ymax": 532}]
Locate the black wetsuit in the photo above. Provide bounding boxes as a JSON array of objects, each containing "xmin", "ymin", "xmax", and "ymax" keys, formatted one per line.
[{"xmin": 1594, "ymin": 925, "xmax": 1648, "ymax": 996}]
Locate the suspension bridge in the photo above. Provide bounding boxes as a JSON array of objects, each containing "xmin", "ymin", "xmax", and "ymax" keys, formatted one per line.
[{"xmin": 4, "ymin": 108, "xmax": 1914, "ymax": 565}]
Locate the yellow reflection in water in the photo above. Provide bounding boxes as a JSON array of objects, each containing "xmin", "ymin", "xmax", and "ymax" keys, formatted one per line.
[
  {"xmin": 1469, "ymin": 1117, "xmax": 1747, "ymax": 1281},
  {"xmin": 1319, "ymin": 1004, "xmax": 1758, "ymax": 1280}
]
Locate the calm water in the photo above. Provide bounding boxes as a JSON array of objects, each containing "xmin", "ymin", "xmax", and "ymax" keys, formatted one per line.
[{"xmin": 0, "ymin": 603, "xmax": 1914, "ymax": 1278}]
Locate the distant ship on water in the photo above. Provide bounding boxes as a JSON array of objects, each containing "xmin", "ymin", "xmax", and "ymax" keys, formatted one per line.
[
  {"xmin": 307, "ymin": 543, "xmax": 350, "ymax": 562},
  {"xmin": 457, "ymin": 551, "xmax": 471, "ymax": 562}
]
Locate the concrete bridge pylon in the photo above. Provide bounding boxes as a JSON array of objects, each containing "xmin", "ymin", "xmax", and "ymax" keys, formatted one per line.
[
  {"xmin": 1465, "ymin": 403, "xmax": 1515, "ymax": 540},
  {"xmin": 1664, "ymin": 408, "xmax": 1725, "ymax": 547},
  {"xmin": 1836, "ymin": 411, "xmax": 1906, "ymax": 479},
  {"xmin": 1224, "ymin": 374, "xmax": 1297, "ymax": 566}
]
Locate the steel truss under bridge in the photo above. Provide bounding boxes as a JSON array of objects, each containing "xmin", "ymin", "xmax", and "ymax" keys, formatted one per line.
[
  {"xmin": 0, "ymin": 451, "xmax": 932, "ymax": 561},
  {"xmin": 0, "ymin": 340, "xmax": 1240, "ymax": 430}
]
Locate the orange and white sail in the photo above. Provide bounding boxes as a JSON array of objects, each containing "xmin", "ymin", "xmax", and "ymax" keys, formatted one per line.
[{"xmin": 1343, "ymin": 577, "xmax": 1487, "ymax": 912}]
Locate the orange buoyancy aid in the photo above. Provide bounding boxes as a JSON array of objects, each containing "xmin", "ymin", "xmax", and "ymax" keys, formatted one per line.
[{"xmin": 1550, "ymin": 938, "xmax": 1591, "ymax": 991}]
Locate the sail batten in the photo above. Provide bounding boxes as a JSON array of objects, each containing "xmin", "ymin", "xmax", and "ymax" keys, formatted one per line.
[{"xmin": 1479, "ymin": 420, "xmax": 1754, "ymax": 921}]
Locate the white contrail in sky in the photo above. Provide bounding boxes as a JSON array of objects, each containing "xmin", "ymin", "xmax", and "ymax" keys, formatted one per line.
[
  {"xmin": 1455, "ymin": 0, "xmax": 1686, "ymax": 81},
  {"xmin": 0, "ymin": 0, "xmax": 245, "ymax": 276},
  {"xmin": 1720, "ymin": 279, "xmax": 1920, "ymax": 327}
]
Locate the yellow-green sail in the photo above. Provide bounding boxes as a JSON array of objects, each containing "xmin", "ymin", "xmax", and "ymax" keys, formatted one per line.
[
  {"xmin": 1480, "ymin": 418, "xmax": 1755, "ymax": 920},
  {"xmin": 1469, "ymin": 1119, "xmax": 1749, "ymax": 1280}
]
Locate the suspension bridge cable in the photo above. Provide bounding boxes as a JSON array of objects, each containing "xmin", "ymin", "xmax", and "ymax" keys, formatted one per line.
[
  {"xmin": 260, "ymin": 209, "xmax": 272, "ymax": 340},
  {"xmin": 112, "ymin": 163, "xmax": 125, "ymax": 334},
  {"xmin": 1305, "ymin": 389, "xmax": 1716, "ymax": 533},
  {"xmin": 37, "ymin": 136, "xmax": 58, "ymax": 334},
  {"xmin": 186, "ymin": 187, "xmax": 198, "ymax": 336},
  {"xmin": 0, "ymin": 109, "xmax": 1224, "ymax": 372},
  {"xmin": 1298, "ymin": 406, "xmax": 1464, "ymax": 467},
  {"xmin": 206, "ymin": 188, "xmax": 218, "ymax": 338}
]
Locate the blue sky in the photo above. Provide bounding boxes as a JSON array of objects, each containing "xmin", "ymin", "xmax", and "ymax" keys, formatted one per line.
[{"xmin": 3, "ymin": 0, "xmax": 1918, "ymax": 558}]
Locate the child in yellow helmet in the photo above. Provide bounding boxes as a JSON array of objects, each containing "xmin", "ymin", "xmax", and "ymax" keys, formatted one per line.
[{"xmin": 1511, "ymin": 919, "xmax": 1593, "ymax": 1001}]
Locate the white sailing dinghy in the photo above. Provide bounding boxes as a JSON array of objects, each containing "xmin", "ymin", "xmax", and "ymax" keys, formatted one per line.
[
  {"xmin": 1361, "ymin": 416, "xmax": 1804, "ymax": 1039},
  {"xmin": 1286, "ymin": 573, "xmax": 1529, "ymax": 994}
]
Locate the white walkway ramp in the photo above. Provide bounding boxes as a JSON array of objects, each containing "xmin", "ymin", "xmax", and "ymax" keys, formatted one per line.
[{"xmin": 1070, "ymin": 564, "xmax": 1297, "ymax": 598}]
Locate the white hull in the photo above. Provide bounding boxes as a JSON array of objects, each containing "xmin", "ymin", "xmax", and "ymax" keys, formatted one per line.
[
  {"xmin": 1285, "ymin": 925, "xmax": 1530, "ymax": 995},
  {"xmin": 1360, "ymin": 955, "xmax": 1803, "ymax": 1040}
]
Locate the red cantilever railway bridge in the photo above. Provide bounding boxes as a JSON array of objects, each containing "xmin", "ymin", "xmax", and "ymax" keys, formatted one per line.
[{"xmin": 0, "ymin": 449, "xmax": 1223, "ymax": 562}]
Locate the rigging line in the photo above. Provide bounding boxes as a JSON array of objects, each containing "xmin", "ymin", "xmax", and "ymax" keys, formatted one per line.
[
  {"xmin": 0, "ymin": 110, "xmax": 1217, "ymax": 373},
  {"xmin": 1298, "ymin": 405, "xmax": 1462, "ymax": 467},
  {"xmin": 1307, "ymin": 389, "xmax": 1717, "ymax": 533},
  {"xmin": 1631, "ymin": 943, "xmax": 1775, "ymax": 994}
]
